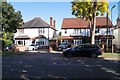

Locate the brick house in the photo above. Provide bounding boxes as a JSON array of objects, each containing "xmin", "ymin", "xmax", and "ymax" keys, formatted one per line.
[{"xmin": 61, "ymin": 17, "xmax": 113, "ymax": 49}]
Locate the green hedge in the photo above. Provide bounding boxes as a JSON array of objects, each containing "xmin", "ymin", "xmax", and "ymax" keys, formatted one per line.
[{"xmin": 0, "ymin": 38, "xmax": 13, "ymax": 46}]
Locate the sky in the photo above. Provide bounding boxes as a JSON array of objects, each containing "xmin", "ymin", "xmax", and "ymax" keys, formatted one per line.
[{"xmin": 9, "ymin": 2, "xmax": 119, "ymax": 33}]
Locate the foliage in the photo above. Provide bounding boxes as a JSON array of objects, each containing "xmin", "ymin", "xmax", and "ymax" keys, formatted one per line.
[
  {"xmin": 0, "ymin": 38, "xmax": 13, "ymax": 47},
  {"xmin": 71, "ymin": 0, "xmax": 110, "ymax": 44},
  {"xmin": 1, "ymin": 2, "xmax": 23, "ymax": 33}
]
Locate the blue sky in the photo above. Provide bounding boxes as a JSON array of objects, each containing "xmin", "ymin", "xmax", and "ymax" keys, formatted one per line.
[{"xmin": 9, "ymin": 2, "xmax": 119, "ymax": 33}]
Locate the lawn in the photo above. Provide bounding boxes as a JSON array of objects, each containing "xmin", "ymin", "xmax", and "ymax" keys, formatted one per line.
[
  {"xmin": 99, "ymin": 53, "xmax": 120, "ymax": 60},
  {"xmin": 102, "ymin": 53, "xmax": 120, "ymax": 57}
]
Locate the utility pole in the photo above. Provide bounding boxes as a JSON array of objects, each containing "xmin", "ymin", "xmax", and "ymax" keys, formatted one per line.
[
  {"xmin": 111, "ymin": 5, "xmax": 116, "ymax": 54},
  {"xmin": 106, "ymin": 12, "xmax": 108, "ymax": 53}
]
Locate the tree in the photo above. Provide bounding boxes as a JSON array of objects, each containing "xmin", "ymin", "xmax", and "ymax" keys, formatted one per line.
[
  {"xmin": 58, "ymin": 32, "xmax": 62, "ymax": 45},
  {"xmin": 71, "ymin": 0, "xmax": 110, "ymax": 44},
  {"xmin": 1, "ymin": 2, "xmax": 23, "ymax": 38}
]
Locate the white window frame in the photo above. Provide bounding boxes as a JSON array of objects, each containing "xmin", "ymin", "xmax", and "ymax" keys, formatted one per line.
[
  {"xmin": 36, "ymin": 39, "xmax": 47, "ymax": 46},
  {"xmin": 74, "ymin": 39, "xmax": 82, "ymax": 46},
  {"xmin": 38, "ymin": 28, "xmax": 45, "ymax": 35}
]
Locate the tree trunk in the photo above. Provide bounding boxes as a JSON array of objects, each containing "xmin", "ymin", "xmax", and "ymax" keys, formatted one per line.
[
  {"xmin": 91, "ymin": 2, "xmax": 97, "ymax": 44},
  {"xmin": 88, "ymin": 20, "xmax": 92, "ymax": 43}
]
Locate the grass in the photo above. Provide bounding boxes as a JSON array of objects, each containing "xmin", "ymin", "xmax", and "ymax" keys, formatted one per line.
[
  {"xmin": 99, "ymin": 53, "xmax": 120, "ymax": 60},
  {"xmin": 102, "ymin": 53, "xmax": 120, "ymax": 56},
  {"xmin": 2, "ymin": 51, "xmax": 25, "ymax": 56}
]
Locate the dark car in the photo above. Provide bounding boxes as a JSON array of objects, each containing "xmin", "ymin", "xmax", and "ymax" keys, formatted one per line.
[
  {"xmin": 4, "ymin": 44, "xmax": 13, "ymax": 51},
  {"xmin": 62, "ymin": 44, "xmax": 102, "ymax": 58},
  {"xmin": 57, "ymin": 42, "xmax": 71, "ymax": 51}
]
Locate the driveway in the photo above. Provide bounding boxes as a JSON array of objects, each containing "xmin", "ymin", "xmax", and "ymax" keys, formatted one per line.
[{"xmin": 2, "ymin": 52, "xmax": 120, "ymax": 79}]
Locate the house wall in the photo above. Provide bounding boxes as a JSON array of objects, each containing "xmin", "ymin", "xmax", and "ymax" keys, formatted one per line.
[
  {"xmin": 14, "ymin": 28, "xmax": 55, "ymax": 40},
  {"xmin": 44, "ymin": 28, "xmax": 55, "ymax": 39},
  {"xmin": 61, "ymin": 28, "xmax": 113, "ymax": 37},
  {"xmin": 113, "ymin": 28, "xmax": 120, "ymax": 49}
]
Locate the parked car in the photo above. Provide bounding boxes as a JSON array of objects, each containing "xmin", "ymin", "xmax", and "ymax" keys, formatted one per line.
[
  {"xmin": 27, "ymin": 44, "xmax": 39, "ymax": 50},
  {"xmin": 3, "ymin": 44, "xmax": 12, "ymax": 51},
  {"xmin": 62, "ymin": 44, "xmax": 102, "ymax": 58},
  {"xmin": 57, "ymin": 42, "xmax": 71, "ymax": 51}
]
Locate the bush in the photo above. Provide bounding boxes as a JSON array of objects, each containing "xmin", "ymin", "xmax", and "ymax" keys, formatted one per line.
[
  {"xmin": 4, "ymin": 39, "xmax": 13, "ymax": 46},
  {"xmin": 0, "ymin": 38, "xmax": 13, "ymax": 50}
]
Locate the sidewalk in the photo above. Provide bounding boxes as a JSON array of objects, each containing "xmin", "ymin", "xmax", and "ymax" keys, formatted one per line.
[
  {"xmin": 27, "ymin": 50, "xmax": 62, "ymax": 54},
  {"xmin": 50, "ymin": 51, "xmax": 62, "ymax": 54}
]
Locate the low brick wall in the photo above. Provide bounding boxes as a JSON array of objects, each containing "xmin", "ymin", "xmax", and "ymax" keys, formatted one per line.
[{"xmin": 13, "ymin": 45, "xmax": 26, "ymax": 52}]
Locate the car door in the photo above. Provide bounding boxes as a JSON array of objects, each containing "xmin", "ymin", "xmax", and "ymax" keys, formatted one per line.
[
  {"xmin": 83, "ymin": 45, "xmax": 91, "ymax": 55},
  {"xmin": 75, "ymin": 45, "xmax": 84, "ymax": 56}
]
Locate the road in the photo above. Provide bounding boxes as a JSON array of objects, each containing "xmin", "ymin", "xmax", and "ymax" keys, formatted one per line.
[{"xmin": 2, "ymin": 52, "xmax": 120, "ymax": 79}]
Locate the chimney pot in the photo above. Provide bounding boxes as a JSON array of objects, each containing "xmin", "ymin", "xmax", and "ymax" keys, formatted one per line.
[
  {"xmin": 53, "ymin": 20, "xmax": 56, "ymax": 29},
  {"xmin": 50, "ymin": 16, "xmax": 53, "ymax": 26}
]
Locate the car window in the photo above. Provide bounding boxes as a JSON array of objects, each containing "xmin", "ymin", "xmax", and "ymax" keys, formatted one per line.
[
  {"xmin": 31, "ymin": 44, "xmax": 35, "ymax": 46},
  {"xmin": 74, "ymin": 46, "xmax": 82, "ymax": 49},
  {"xmin": 84, "ymin": 45, "xmax": 91, "ymax": 48}
]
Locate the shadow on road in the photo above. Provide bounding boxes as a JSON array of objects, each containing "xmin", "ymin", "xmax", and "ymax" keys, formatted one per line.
[{"xmin": 2, "ymin": 52, "xmax": 120, "ymax": 79}]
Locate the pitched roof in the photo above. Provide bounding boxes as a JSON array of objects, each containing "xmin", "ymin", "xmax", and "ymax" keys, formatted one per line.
[
  {"xmin": 15, "ymin": 35, "xmax": 30, "ymax": 39},
  {"xmin": 35, "ymin": 35, "xmax": 47, "ymax": 39},
  {"xmin": 61, "ymin": 17, "xmax": 113, "ymax": 29},
  {"xmin": 22, "ymin": 17, "xmax": 50, "ymax": 28}
]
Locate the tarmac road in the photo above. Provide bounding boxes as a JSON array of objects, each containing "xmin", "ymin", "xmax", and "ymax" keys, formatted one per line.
[{"xmin": 2, "ymin": 52, "xmax": 120, "ymax": 79}]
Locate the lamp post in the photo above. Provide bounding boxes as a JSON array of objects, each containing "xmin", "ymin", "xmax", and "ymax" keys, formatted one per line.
[{"xmin": 111, "ymin": 5, "xmax": 116, "ymax": 54}]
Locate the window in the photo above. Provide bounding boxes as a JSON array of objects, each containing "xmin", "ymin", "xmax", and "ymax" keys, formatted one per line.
[
  {"xmin": 18, "ymin": 40, "xmax": 23, "ymax": 45},
  {"xmin": 95, "ymin": 29, "xmax": 99, "ymax": 34},
  {"xmin": 74, "ymin": 39, "xmax": 82, "ymax": 46},
  {"xmin": 95, "ymin": 39, "xmax": 101, "ymax": 44},
  {"xmin": 74, "ymin": 29, "xmax": 81, "ymax": 34},
  {"xmin": 36, "ymin": 39, "xmax": 47, "ymax": 46},
  {"xmin": 38, "ymin": 28, "xmax": 45, "ymax": 34},
  {"xmin": 64, "ymin": 40, "xmax": 68, "ymax": 43},
  {"xmin": 65, "ymin": 29, "xmax": 67, "ymax": 34},
  {"xmin": 18, "ymin": 29, "xmax": 24, "ymax": 34}
]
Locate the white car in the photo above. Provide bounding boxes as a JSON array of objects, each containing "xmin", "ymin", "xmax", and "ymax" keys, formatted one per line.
[{"xmin": 27, "ymin": 44, "xmax": 39, "ymax": 50}]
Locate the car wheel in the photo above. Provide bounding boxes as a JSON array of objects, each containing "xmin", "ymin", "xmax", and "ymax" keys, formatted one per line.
[{"xmin": 90, "ymin": 52, "xmax": 97, "ymax": 58}]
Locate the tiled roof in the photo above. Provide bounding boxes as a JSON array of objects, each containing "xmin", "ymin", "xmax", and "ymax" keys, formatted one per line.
[
  {"xmin": 35, "ymin": 35, "xmax": 47, "ymax": 39},
  {"xmin": 61, "ymin": 17, "xmax": 113, "ymax": 29},
  {"xmin": 22, "ymin": 17, "xmax": 50, "ymax": 28}
]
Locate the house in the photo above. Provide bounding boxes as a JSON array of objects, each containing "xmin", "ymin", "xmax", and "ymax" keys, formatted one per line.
[
  {"xmin": 113, "ymin": 17, "xmax": 120, "ymax": 50},
  {"xmin": 14, "ymin": 17, "xmax": 57, "ymax": 51},
  {"xmin": 61, "ymin": 17, "xmax": 113, "ymax": 50}
]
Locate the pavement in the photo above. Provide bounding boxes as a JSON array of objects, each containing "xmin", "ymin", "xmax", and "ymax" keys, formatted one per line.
[{"xmin": 26, "ymin": 50, "xmax": 119, "ymax": 61}]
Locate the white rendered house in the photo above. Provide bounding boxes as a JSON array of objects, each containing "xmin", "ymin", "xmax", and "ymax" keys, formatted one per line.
[
  {"xmin": 61, "ymin": 17, "xmax": 113, "ymax": 47},
  {"xmin": 14, "ymin": 17, "xmax": 57, "ymax": 50}
]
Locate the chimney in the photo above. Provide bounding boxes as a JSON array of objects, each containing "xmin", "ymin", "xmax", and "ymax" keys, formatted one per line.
[
  {"xmin": 50, "ymin": 16, "xmax": 53, "ymax": 26},
  {"xmin": 53, "ymin": 20, "xmax": 56, "ymax": 29}
]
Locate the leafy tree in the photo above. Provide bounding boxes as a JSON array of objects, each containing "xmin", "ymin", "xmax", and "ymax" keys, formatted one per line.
[
  {"xmin": 71, "ymin": 0, "xmax": 110, "ymax": 44},
  {"xmin": 1, "ymin": 2, "xmax": 23, "ymax": 38}
]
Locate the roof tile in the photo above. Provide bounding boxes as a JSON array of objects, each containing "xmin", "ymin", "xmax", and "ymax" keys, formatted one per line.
[{"xmin": 62, "ymin": 17, "xmax": 112, "ymax": 29}]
